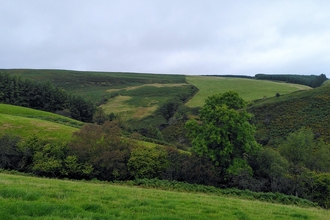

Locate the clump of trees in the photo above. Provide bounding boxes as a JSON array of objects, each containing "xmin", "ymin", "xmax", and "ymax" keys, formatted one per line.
[
  {"xmin": 0, "ymin": 72, "xmax": 95, "ymax": 122},
  {"xmin": 255, "ymin": 73, "xmax": 327, "ymax": 88}
]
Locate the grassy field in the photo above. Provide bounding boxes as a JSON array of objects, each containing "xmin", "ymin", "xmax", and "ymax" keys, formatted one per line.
[
  {"xmin": 185, "ymin": 76, "xmax": 311, "ymax": 107},
  {"xmin": 0, "ymin": 104, "xmax": 80, "ymax": 140},
  {"xmin": 0, "ymin": 172, "xmax": 328, "ymax": 220}
]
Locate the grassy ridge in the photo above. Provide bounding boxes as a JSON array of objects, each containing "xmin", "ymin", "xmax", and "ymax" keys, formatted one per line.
[
  {"xmin": 0, "ymin": 172, "xmax": 328, "ymax": 220},
  {"xmin": 0, "ymin": 104, "xmax": 80, "ymax": 140},
  {"xmin": 186, "ymin": 76, "xmax": 311, "ymax": 107}
]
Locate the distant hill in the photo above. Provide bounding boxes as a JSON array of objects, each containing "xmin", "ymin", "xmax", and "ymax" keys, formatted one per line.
[{"xmin": 1, "ymin": 69, "xmax": 187, "ymax": 102}]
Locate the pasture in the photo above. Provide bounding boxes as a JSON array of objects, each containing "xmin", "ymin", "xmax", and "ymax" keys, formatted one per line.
[
  {"xmin": 0, "ymin": 172, "xmax": 328, "ymax": 220},
  {"xmin": 185, "ymin": 76, "xmax": 311, "ymax": 108},
  {"xmin": 0, "ymin": 104, "xmax": 80, "ymax": 140}
]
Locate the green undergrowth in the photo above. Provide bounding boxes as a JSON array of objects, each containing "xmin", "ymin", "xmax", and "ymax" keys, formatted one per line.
[{"xmin": 0, "ymin": 171, "xmax": 328, "ymax": 220}]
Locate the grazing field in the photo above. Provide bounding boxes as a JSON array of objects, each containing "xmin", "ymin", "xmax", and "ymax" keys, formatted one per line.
[
  {"xmin": 0, "ymin": 172, "xmax": 328, "ymax": 220},
  {"xmin": 0, "ymin": 104, "xmax": 80, "ymax": 140},
  {"xmin": 185, "ymin": 76, "xmax": 311, "ymax": 107}
]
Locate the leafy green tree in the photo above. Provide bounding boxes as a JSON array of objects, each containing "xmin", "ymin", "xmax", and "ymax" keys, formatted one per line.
[
  {"xmin": 128, "ymin": 145, "xmax": 168, "ymax": 179},
  {"xmin": 279, "ymin": 127, "xmax": 314, "ymax": 166},
  {"xmin": 186, "ymin": 91, "xmax": 260, "ymax": 177},
  {"xmin": 254, "ymin": 147, "xmax": 289, "ymax": 192},
  {"xmin": 278, "ymin": 127, "xmax": 330, "ymax": 172}
]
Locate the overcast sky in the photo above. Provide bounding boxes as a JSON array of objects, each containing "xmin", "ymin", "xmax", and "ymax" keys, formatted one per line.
[{"xmin": 1, "ymin": 0, "xmax": 330, "ymax": 76}]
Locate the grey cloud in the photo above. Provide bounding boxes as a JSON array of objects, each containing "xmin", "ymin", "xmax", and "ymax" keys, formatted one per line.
[{"xmin": 1, "ymin": 0, "xmax": 330, "ymax": 76}]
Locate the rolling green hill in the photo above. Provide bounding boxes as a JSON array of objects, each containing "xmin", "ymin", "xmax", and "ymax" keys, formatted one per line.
[
  {"xmin": 0, "ymin": 172, "xmax": 328, "ymax": 220},
  {"xmin": 0, "ymin": 104, "xmax": 81, "ymax": 140},
  {"xmin": 186, "ymin": 76, "xmax": 311, "ymax": 108}
]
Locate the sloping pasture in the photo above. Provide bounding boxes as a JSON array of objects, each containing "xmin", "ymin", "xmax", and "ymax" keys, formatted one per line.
[
  {"xmin": 185, "ymin": 76, "xmax": 311, "ymax": 108},
  {"xmin": 0, "ymin": 104, "xmax": 80, "ymax": 140},
  {"xmin": 0, "ymin": 172, "xmax": 328, "ymax": 220}
]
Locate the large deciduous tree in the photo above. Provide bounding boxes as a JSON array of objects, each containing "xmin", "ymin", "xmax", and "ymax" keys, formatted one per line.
[{"xmin": 185, "ymin": 91, "xmax": 260, "ymax": 177}]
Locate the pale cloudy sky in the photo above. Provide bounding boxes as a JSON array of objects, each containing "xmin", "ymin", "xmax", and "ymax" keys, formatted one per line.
[{"xmin": 1, "ymin": 0, "xmax": 330, "ymax": 76}]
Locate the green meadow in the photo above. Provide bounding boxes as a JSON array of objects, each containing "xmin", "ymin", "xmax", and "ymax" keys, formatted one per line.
[
  {"xmin": 0, "ymin": 104, "xmax": 80, "ymax": 140},
  {"xmin": 0, "ymin": 172, "xmax": 328, "ymax": 220},
  {"xmin": 185, "ymin": 76, "xmax": 311, "ymax": 107}
]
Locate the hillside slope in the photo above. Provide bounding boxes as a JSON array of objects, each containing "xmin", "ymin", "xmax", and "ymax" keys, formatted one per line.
[
  {"xmin": 0, "ymin": 104, "xmax": 80, "ymax": 140},
  {"xmin": 1, "ymin": 69, "xmax": 187, "ymax": 102},
  {"xmin": 249, "ymin": 84, "xmax": 330, "ymax": 146},
  {"xmin": 186, "ymin": 76, "xmax": 311, "ymax": 107}
]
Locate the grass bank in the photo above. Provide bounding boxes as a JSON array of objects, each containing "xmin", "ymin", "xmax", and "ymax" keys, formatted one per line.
[
  {"xmin": 0, "ymin": 172, "xmax": 328, "ymax": 219},
  {"xmin": 0, "ymin": 104, "xmax": 80, "ymax": 140}
]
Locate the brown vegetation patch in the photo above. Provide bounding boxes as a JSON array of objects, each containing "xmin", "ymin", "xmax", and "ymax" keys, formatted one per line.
[{"xmin": 132, "ymin": 106, "xmax": 158, "ymax": 119}]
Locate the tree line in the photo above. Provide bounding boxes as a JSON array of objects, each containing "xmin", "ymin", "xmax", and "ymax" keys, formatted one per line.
[
  {"xmin": 255, "ymin": 73, "xmax": 327, "ymax": 88},
  {"xmin": 0, "ymin": 72, "xmax": 95, "ymax": 122},
  {"xmin": 1, "ymin": 91, "xmax": 330, "ymax": 208}
]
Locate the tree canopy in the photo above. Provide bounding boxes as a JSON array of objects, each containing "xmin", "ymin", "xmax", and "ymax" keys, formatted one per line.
[{"xmin": 186, "ymin": 91, "xmax": 260, "ymax": 176}]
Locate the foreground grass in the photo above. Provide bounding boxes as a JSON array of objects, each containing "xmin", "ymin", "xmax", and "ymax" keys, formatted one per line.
[
  {"xmin": 0, "ymin": 104, "xmax": 79, "ymax": 140},
  {"xmin": 0, "ymin": 173, "xmax": 328, "ymax": 220},
  {"xmin": 186, "ymin": 76, "xmax": 311, "ymax": 107}
]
